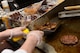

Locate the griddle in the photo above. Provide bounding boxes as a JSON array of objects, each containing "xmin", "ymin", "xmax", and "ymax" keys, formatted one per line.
[{"xmin": 45, "ymin": 17, "xmax": 80, "ymax": 53}]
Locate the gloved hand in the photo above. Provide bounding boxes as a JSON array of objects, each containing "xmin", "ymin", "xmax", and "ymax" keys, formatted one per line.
[
  {"xmin": 27, "ymin": 30, "xmax": 44, "ymax": 46},
  {"xmin": 8, "ymin": 27, "xmax": 26, "ymax": 39}
]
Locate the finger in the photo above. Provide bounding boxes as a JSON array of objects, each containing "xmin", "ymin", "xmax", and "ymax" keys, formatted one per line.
[
  {"xmin": 40, "ymin": 31, "xmax": 44, "ymax": 35},
  {"xmin": 37, "ymin": 31, "xmax": 44, "ymax": 36},
  {"xmin": 19, "ymin": 26, "xmax": 26, "ymax": 30}
]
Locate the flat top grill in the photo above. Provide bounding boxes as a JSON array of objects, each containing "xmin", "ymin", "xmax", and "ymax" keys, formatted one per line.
[{"xmin": 45, "ymin": 17, "xmax": 80, "ymax": 53}]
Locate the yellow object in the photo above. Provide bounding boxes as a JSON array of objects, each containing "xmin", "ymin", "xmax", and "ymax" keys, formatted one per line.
[
  {"xmin": 12, "ymin": 36, "xmax": 23, "ymax": 42},
  {"xmin": 12, "ymin": 28, "xmax": 30, "ymax": 42},
  {"xmin": 2, "ymin": 15, "xmax": 11, "ymax": 29},
  {"xmin": 23, "ymin": 28, "xmax": 30, "ymax": 34}
]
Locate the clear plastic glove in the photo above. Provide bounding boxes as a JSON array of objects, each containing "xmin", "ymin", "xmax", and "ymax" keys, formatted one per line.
[
  {"xmin": 27, "ymin": 30, "xmax": 44, "ymax": 46},
  {"xmin": 8, "ymin": 27, "xmax": 26, "ymax": 37}
]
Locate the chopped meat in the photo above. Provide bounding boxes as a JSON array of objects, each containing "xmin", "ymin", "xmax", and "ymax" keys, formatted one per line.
[{"xmin": 36, "ymin": 22, "xmax": 57, "ymax": 30}]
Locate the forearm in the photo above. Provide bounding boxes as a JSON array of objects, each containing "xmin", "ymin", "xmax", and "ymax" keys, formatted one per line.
[
  {"xmin": 20, "ymin": 36, "xmax": 38, "ymax": 53},
  {"xmin": 0, "ymin": 29, "xmax": 10, "ymax": 38}
]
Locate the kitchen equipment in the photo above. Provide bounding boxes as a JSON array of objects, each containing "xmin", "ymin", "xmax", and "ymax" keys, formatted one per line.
[
  {"xmin": 64, "ymin": 5, "xmax": 80, "ymax": 10},
  {"xmin": 58, "ymin": 10, "xmax": 80, "ymax": 18},
  {"xmin": 46, "ymin": 17, "xmax": 80, "ymax": 53},
  {"xmin": 28, "ymin": 12, "xmax": 61, "ymax": 34},
  {"xmin": 1, "ymin": 0, "xmax": 10, "ymax": 12}
]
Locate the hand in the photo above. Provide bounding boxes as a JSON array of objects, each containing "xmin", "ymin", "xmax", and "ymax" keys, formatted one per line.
[
  {"xmin": 8, "ymin": 27, "xmax": 26, "ymax": 37},
  {"xmin": 27, "ymin": 30, "xmax": 44, "ymax": 46}
]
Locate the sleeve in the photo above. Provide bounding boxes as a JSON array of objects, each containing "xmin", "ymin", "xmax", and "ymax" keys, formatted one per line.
[
  {"xmin": 1, "ymin": 49, "xmax": 27, "ymax": 53},
  {"xmin": 1, "ymin": 49, "xmax": 14, "ymax": 53},
  {"xmin": 14, "ymin": 49, "xmax": 27, "ymax": 53}
]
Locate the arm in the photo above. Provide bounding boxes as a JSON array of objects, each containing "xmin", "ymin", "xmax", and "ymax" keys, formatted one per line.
[
  {"xmin": 20, "ymin": 35, "xmax": 38, "ymax": 53},
  {"xmin": 0, "ymin": 27, "xmax": 26, "ymax": 38},
  {"xmin": 1, "ymin": 29, "xmax": 44, "ymax": 53},
  {"xmin": 15, "ymin": 31, "xmax": 44, "ymax": 53},
  {"xmin": 0, "ymin": 29, "xmax": 10, "ymax": 38}
]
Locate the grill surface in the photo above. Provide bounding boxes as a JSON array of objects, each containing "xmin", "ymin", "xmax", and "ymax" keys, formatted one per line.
[{"xmin": 45, "ymin": 17, "xmax": 80, "ymax": 53}]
